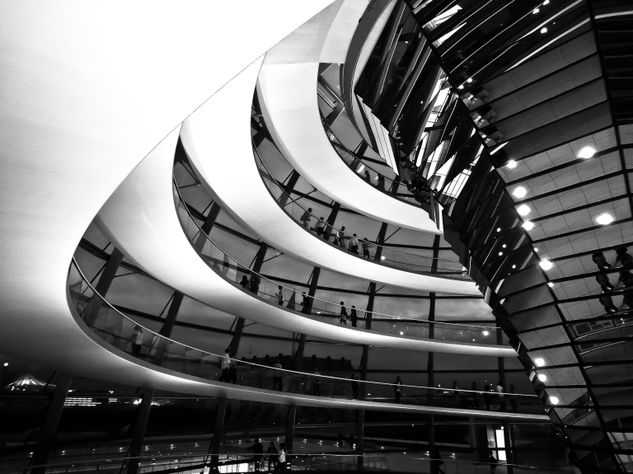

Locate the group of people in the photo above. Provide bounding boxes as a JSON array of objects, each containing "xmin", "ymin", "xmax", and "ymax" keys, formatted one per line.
[
  {"xmin": 299, "ymin": 208, "xmax": 373, "ymax": 259},
  {"xmin": 251, "ymin": 440, "xmax": 287, "ymax": 472},
  {"xmin": 592, "ymin": 247, "xmax": 633, "ymax": 313},
  {"xmin": 338, "ymin": 303, "xmax": 359, "ymax": 326}
]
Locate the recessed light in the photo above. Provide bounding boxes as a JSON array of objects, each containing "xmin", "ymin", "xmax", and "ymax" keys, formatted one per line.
[
  {"xmin": 534, "ymin": 357, "xmax": 545, "ymax": 367},
  {"xmin": 577, "ymin": 145, "xmax": 596, "ymax": 159},
  {"xmin": 506, "ymin": 159, "xmax": 518, "ymax": 169},
  {"xmin": 538, "ymin": 373, "xmax": 547, "ymax": 382},
  {"xmin": 543, "ymin": 0, "xmax": 550, "ymax": 4},
  {"xmin": 458, "ymin": 84, "xmax": 464, "ymax": 90},
  {"xmin": 517, "ymin": 204, "xmax": 531, "ymax": 216},
  {"xmin": 498, "ymin": 251, "xmax": 503, "ymax": 256},
  {"xmin": 549, "ymin": 395, "xmax": 560, "ymax": 405},
  {"xmin": 466, "ymin": 77, "xmax": 473, "ymax": 83},
  {"xmin": 512, "ymin": 264, "xmax": 516, "ymax": 269},
  {"xmin": 496, "ymin": 227, "xmax": 501, "ymax": 232},
  {"xmin": 482, "ymin": 330, "xmax": 490, "ymax": 336},
  {"xmin": 512, "ymin": 186, "xmax": 528, "ymax": 199},
  {"xmin": 595, "ymin": 213, "xmax": 614, "ymax": 226},
  {"xmin": 547, "ymin": 282, "xmax": 554, "ymax": 288},
  {"xmin": 539, "ymin": 259, "xmax": 554, "ymax": 271},
  {"xmin": 540, "ymin": 26, "xmax": 548, "ymax": 34},
  {"xmin": 533, "ymin": 7, "xmax": 540, "ymax": 13},
  {"xmin": 522, "ymin": 220, "xmax": 535, "ymax": 231},
  {"xmin": 502, "ymin": 244, "xmax": 507, "ymax": 248}
]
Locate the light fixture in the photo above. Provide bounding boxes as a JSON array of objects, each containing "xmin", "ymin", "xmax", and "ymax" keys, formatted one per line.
[
  {"xmin": 543, "ymin": 0, "xmax": 550, "ymax": 4},
  {"xmin": 547, "ymin": 282, "xmax": 554, "ymax": 288},
  {"xmin": 399, "ymin": 331, "xmax": 404, "ymax": 336},
  {"xmin": 534, "ymin": 357, "xmax": 545, "ymax": 367},
  {"xmin": 522, "ymin": 220, "xmax": 535, "ymax": 231},
  {"xmin": 539, "ymin": 259, "xmax": 554, "ymax": 271},
  {"xmin": 512, "ymin": 186, "xmax": 528, "ymax": 199},
  {"xmin": 538, "ymin": 373, "xmax": 547, "ymax": 382},
  {"xmin": 496, "ymin": 227, "xmax": 501, "ymax": 232},
  {"xmin": 2, "ymin": 362, "xmax": 8, "ymax": 367},
  {"xmin": 458, "ymin": 84, "xmax": 464, "ymax": 90},
  {"xmin": 466, "ymin": 77, "xmax": 473, "ymax": 83},
  {"xmin": 517, "ymin": 204, "xmax": 531, "ymax": 216},
  {"xmin": 577, "ymin": 145, "xmax": 596, "ymax": 159},
  {"xmin": 498, "ymin": 251, "xmax": 503, "ymax": 256},
  {"xmin": 502, "ymin": 244, "xmax": 507, "ymax": 248},
  {"xmin": 482, "ymin": 330, "xmax": 490, "ymax": 336},
  {"xmin": 549, "ymin": 395, "xmax": 560, "ymax": 405},
  {"xmin": 534, "ymin": 247, "xmax": 539, "ymax": 252},
  {"xmin": 381, "ymin": 255, "xmax": 386, "ymax": 260},
  {"xmin": 540, "ymin": 26, "xmax": 548, "ymax": 34},
  {"xmin": 533, "ymin": 7, "xmax": 540, "ymax": 13},
  {"xmin": 506, "ymin": 159, "xmax": 518, "ymax": 169},
  {"xmin": 595, "ymin": 212, "xmax": 614, "ymax": 226},
  {"xmin": 512, "ymin": 264, "xmax": 517, "ymax": 269}
]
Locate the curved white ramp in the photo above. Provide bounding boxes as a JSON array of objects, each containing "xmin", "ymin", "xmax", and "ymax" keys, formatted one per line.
[
  {"xmin": 180, "ymin": 19, "xmax": 479, "ymax": 296},
  {"xmin": 256, "ymin": 0, "xmax": 438, "ymax": 233},
  {"xmin": 98, "ymin": 96, "xmax": 509, "ymax": 357},
  {"xmin": 0, "ymin": 0, "xmax": 337, "ymax": 393}
]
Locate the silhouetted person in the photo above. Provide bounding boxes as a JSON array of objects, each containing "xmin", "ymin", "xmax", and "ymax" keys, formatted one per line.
[
  {"xmin": 430, "ymin": 447, "xmax": 444, "ymax": 474},
  {"xmin": 362, "ymin": 238, "xmax": 371, "ymax": 259},
  {"xmin": 228, "ymin": 360, "xmax": 237, "ymax": 384},
  {"xmin": 488, "ymin": 449, "xmax": 498, "ymax": 473},
  {"xmin": 596, "ymin": 272, "xmax": 614, "ymax": 291},
  {"xmin": 312, "ymin": 369, "xmax": 322, "ymax": 396},
  {"xmin": 363, "ymin": 169, "xmax": 371, "ymax": 182},
  {"xmin": 338, "ymin": 226, "xmax": 347, "ymax": 249},
  {"xmin": 592, "ymin": 251, "xmax": 611, "ymax": 270},
  {"xmin": 496, "ymin": 381, "xmax": 505, "ymax": 411},
  {"xmin": 316, "ymin": 217, "xmax": 325, "ymax": 236},
  {"xmin": 599, "ymin": 293, "xmax": 618, "ymax": 313},
  {"xmin": 219, "ymin": 348, "xmax": 231, "ymax": 382},
  {"xmin": 249, "ymin": 274, "xmax": 260, "ymax": 294},
  {"xmin": 350, "ymin": 306, "xmax": 358, "ymax": 327},
  {"xmin": 483, "ymin": 383, "xmax": 492, "ymax": 410},
  {"xmin": 350, "ymin": 234, "xmax": 359, "ymax": 254},
  {"xmin": 251, "ymin": 439, "xmax": 264, "ymax": 471},
  {"xmin": 301, "ymin": 292, "xmax": 311, "ymax": 314},
  {"xmin": 394, "ymin": 376, "xmax": 402, "ymax": 403},
  {"xmin": 616, "ymin": 247, "xmax": 633, "ymax": 270},
  {"xmin": 471, "ymin": 382, "xmax": 480, "ymax": 408},
  {"xmin": 276, "ymin": 285, "xmax": 284, "ymax": 305},
  {"xmin": 239, "ymin": 275, "xmax": 249, "ymax": 288},
  {"xmin": 351, "ymin": 373, "xmax": 359, "ymax": 399},
  {"xmin": 300, "ymin": 207, "xmax": 312, "ymax": 228},
  {"xmin": 377, "ymin": 175, "xmax": 385, "ymax": 191},
  {"xmin": 132, "ymin": 325, "xmax": 143, "ymax": 356},
  {"xmin": 272, "ymin": 359, "xmax": 283, "ymax": 391},
  {"xmin": 339, "ymin": 302, "xmax": 348, "ymax": 325},
  {"xmin": 266, "ymin": 442, "xmax": 277, "ymax": 471}
]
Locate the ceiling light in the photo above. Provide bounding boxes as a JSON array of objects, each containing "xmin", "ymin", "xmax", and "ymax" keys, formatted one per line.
[
  {"xmin": 543, "ymin": 0, "xmax": 550, "ymax": 4},
  {"xmin": 533, "ymin": 7, "xmax": 540, "ymax": 13},
  {"xmin": 534, "ymin": 357, "xmax": 545, "ymax": 367},
  {"xmin": 517, "ymin": 204, "xmax": 531, "ymax": 216},
  {"xmin": 547, "ymin": 282, "xmax": 554, "ymax": 288},
  {"xmin": 466, "ymin": 77, "xmax": 473, "ymax": 83},
  {"xmin": 458, "ymin": 84, "xmax": 464, "ymax": 90},
  {"xmin": 482, "ymin": 330, "xmax": 490, "ymax": 336},
  {"xmin": 539, "ymin": 259, "xmax": 554, "ymax": 271},
  {"xmin": 496, "ymin": 227, "xmax": 501, "ymax": 232},
  {"xmin": 577, "ymin": 145, "xmax": 596, "ymax": 159},
  {"xmin": 522, "ymin": 220, "xmax": 535, "ymax": 231},
  {"xmin": 512, "ymin": 264, "xmax": 516, "ymax": 269},
  {"xmin": 2, "ymin": 362, "xmax": 8, "ymax": 367},
  {"xmin": 538, "ymin": 373, "xmax": 547, "ymax": 382},
  {"xmin": 549, "ymin": 395, "xmax": 560, "ymax": 405},
  {"xmin": 498, "ymin": 251, "xmax": 503, "ymax": 256},
  {"xmin": 540, "ymin": 26, "xmax": 548, "ymax": 34},
  {"xmin": 512, "ymin": 186, "xmax": 528, "ymax": 199},
  {"xmin": 534, "ymin": 247, "xmax": 539, "ymax": 252},
  {"xmin": 595, "ymin": 212, "xmax": 614, "ymax": 226},
  {"xmin": 506, "ymin": 159, "xmax": 518, "ymax": 169},
  {"xmin": 502, "ymin": 244, "xmax": 507, "ymax": 248}
]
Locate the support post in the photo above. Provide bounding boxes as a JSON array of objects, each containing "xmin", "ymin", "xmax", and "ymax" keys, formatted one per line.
[
  {"xmin": 126, "ymin": 388, "xmax": 155, "ymax": 474},
  {"xmin": 209, "ymin": 398, "xmax": 228, "ymax": 470},
  {"xmin": 84, "ymin": 248, "xmax": 123, "ymax": 325},
  {"xmin": 31, "ymin": 373, "xmax": 73, "ymax": 474}
]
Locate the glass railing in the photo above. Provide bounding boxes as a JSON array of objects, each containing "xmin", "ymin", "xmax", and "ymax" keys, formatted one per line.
[
  {"xmin": 173, "ymin": 181, "xmax": 499, "ymax": 345},
  {"xmin": 68, "ymin": 258, "xmax": 543, "ymax": 415},
  {"xmin": 250, "ymin": 129, "xmax": 467, "ymax": 279},
  {"xmin": 13, "ymin": 449, "xmax": 576, "ymax": 474}
]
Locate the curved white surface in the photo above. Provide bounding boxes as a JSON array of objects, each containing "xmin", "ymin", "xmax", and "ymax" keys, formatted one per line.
[
  {"xmin": 256, "ymin": 0, "xmax": 439, "ymax": 234},
  {"xmin": 98, "ymin": 94, "xmax": 510, "ymax": 357},
  {"xmin": 0, "ymin": 0, "xmax": 337, "ymax": 395},
  {"xmin": 180, "ymin": 6, "xmax": 480, "ymax": 296}
]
